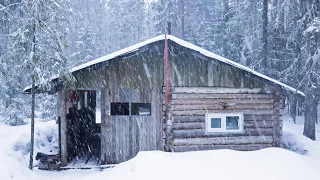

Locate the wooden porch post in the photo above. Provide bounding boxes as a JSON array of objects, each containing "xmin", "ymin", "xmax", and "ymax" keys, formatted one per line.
[{"xmin": 58, "ymin": 90, "xmax": 68, "ymax": 165}]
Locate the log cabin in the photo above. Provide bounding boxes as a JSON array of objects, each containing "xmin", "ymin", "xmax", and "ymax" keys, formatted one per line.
[{"xmin": 24, "ymin": 34, "xmax": 304, "ymax": 167}]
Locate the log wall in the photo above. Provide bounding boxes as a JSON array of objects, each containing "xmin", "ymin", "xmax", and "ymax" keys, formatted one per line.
[{"xmin": 163, "ymin": 87, "xmax": 282, "ymax": 152}]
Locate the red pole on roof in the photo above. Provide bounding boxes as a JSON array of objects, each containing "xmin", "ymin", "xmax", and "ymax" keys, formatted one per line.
[{"xmin": 164, "ymin": 34, "xmax": 170, "ymax": 105}]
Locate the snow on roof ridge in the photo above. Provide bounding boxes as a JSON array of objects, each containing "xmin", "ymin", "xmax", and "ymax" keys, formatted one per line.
[
  {"xmin": 24, "ymin": 34, "xmax": 304, "ymax": 96},
  {"xmin": 167, "ymin": 35, "xmax": 305, "ymax": 96},
  {"xmin": 70, "ymin": 34, "xmax": 166, "ymax": 73}
]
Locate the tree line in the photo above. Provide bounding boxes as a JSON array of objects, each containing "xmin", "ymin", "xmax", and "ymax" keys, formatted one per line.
[{"xmin": 0, "ymin": 0, "xmax": 319, "ymax": 140}]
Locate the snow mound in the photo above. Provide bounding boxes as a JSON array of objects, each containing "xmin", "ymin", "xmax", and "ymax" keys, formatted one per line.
[
  {"xmin": 0, "ymin": 120, "xmax": 319, "ymax": 180},
  {"xmin": 0, "ymin": 120, "xmax": 58, "ymax": 168},
  {"xmin": 282, "ymin": 119, "xmax": 320, "ymax": 157},
  {"xmin": 105, "ymin": 148, "xmax": 318, "ymax": 180},
  {"xmin": 283, "ymin": 127, "xmax": 312, "ymax": 155}
]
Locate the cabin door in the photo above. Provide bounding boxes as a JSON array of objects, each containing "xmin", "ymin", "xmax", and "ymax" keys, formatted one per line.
[{"xmin": 109, "ymin": 88, "xmax": 156, "ymax": 163}]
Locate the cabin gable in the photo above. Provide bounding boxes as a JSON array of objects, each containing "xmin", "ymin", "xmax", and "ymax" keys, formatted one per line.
[
  {"xmin": 53, "ymin": 37, "xmax": 288, "ymax": 166},
  {"xmin": 168, "ymin": 41, "xmax": 282, "ymax": 91}
]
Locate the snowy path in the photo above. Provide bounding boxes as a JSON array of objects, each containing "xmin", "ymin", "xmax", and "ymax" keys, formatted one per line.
[{"xmin": 0, "ymin": 119, "xmax": 319, "ymax": 180}]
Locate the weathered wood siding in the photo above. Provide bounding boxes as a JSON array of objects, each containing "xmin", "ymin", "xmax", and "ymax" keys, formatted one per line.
[
  {"xmin": 72, "ymin": 65, "xmax": 108, "ymax": 89},
  {"xmin": 101, "ymin": 45, "xmax": 164, "ymax": 164},
  {"xmin": 169, "ymin": 40, "xmax": 272, "ymax": 90},
  {"xmin": 163, "ymin": 87, "xmax": 282, "ymax": 152},
  {"xmin": 108, "ymin": 115, "xmax": 158, "ymax": 163}
]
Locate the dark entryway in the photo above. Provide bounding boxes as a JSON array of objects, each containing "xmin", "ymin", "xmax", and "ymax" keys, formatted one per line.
[{"xmin": 66, "ymin": 90, "xmax": 101, "ymax": 165}]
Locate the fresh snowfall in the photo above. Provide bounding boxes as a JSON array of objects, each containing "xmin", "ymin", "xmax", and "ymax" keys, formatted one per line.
[
  {"xmin": 0, "ymin": 116, "xmax": 318, "ymax": 180},
  {"xmin": 1, "ymin": 0, "xmax": 320, "ymax": 180}
]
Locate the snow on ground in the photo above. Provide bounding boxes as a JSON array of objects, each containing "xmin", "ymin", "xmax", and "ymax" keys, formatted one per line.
[{"xmin": 0, "ymin": 117, "xmax": 319, "ymax": 180}]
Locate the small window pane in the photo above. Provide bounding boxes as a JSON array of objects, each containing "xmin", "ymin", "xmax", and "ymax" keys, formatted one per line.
[
  {"xmin": 131, "ymin": 103, "xmax": 151, "ymax": 115},
  {"xmin": 111, "ymin": 103, "xmax": 129, "ymax": 115},
  {"xmin": 96, "ymin": 90, "xmax": 101, "ymax": 123},
  {"xmin": 226, "ymin": 116, "xmax": 240, "ymax": 130},
  {"xmin": 77, "ymin": 101, "xmax": 81, "ymax": 110},
  {"xmin": 84, "ymin": 91, "xmax": 88, "ymax": 107},
  {"xmin": 211, "ymin": 118, "xmax": 221, "ymax": 128}
]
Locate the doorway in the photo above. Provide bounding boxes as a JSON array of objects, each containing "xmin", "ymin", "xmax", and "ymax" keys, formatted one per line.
[{"xmin": 66, "ymin": 90, "xmax": 101, "ymax": 165}]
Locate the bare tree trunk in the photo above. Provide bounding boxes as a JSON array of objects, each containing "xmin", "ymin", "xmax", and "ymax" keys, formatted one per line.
[
  {"xmin": 303, "ymin": 90, "xmax": 317, "ymax": 140},
  {"xmin": 177, "ymin": 0, "xmax": 184, "ymax": 39},
  {"xmin": 289, "ymin": 94, "xmax": 297, "ymax": 123},
  {"xmin": 29, "ymin": 76, "xmax": 35, "ymax": 170},
  {"xmin": 316, "ymin": 102, "xmax": 318, "ymax": 124},
  {"xmin": 29, "ymin": 17, "xmax": 36, "ymax": 170},
  {"xmin": 222, "ymin": 0, "xmax": 229, "ymax": 57},
  {"xmin": 262, "ymin": 0, "xmax": 268, "ymax": 72}
]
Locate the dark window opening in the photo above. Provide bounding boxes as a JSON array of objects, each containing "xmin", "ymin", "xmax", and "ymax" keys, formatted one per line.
[
  {"xmin": 131, "ymin": 103, "xmax": 151, "ymax": 115},
  {"xmin": 111, "ymin": 102, "xmax": 130, "ymax": 115},
  {"xmin": 211, "ymin": 118, "xmax": 221, "ymax": 128}
]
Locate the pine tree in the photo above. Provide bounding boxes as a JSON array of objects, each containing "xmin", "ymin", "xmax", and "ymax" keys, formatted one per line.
[
  {"xmin": 9, "ymin": 0, "xmax": 71, "ymax": 170},
  {"xmin": 282, "ymin": 0, "xmax": 320, "ymax": 140},
  {"xmin": 261, "ymin": 0, "xmax": 268, "ymax": 73},
  {"xmin": 106, "ymin": 0, "xmax": 148, "ymax": 51},
  {"xmin": 301, "ymin": 7, "xmax": 320, "ymax": 140},
  {"xmin": 67, "ymin": 0, "xmax": 109, "ymax": 66},
  {"xmin": 0, "ymin": 0, "xmax": 31, "ymax": 125},
  {"xmin": 152, "ymin": 0, "xmax": 178, "ymax": 36}
]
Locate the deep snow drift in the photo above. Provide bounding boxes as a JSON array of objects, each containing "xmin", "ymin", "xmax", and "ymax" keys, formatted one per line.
[{"xmin": 0, "ymin": 118, "xmax": 319, "ymax": 180}]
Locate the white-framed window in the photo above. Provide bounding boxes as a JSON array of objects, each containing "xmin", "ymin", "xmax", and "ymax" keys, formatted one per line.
[{"xmin": 205, "ymin": 113, "xmax": 244, "ymax": 133}]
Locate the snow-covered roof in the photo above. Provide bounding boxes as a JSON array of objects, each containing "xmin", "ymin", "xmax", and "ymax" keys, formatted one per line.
[{"xmin": 24, "ymin": 34, "xmax": 304, "ymax": 96}]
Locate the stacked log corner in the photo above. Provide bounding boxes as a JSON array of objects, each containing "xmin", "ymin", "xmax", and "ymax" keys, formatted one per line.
[
  {"xmin": 272, "ymin": 91, "xmax": 283, "ymax": 147},
  {"xmin": 164, "ymin": 101, "xmax": 174, "ymax": 152}
]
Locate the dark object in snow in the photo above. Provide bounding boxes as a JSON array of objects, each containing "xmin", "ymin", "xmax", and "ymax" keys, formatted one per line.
[{"xmin": 36, "ymin": 152, "xmax": 61, "ymax": 170}]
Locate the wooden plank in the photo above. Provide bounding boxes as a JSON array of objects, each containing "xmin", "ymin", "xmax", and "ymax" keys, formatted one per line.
[
  {"xmin": 244, "ymin": 120, "xmax": 274, "ymax": 128},
  {"xmin": 172, "ymin": 93, "xmax": 273, "ymax": 100},
  {"xmin": 244, "ymin": 115, "xmax": 274, "ymax": 121},
  {"xmin": 174, "ymin": 144, "xmax": 272, "ymax": 152},
  {"xmin": 273, "ymin": 92, "xmax": 282, "ymax": 147},
  {"xmin": 172, "ymin": 116, "xmax": 205, "ymax": 123},
  {"xmin": 208, "ymin": 61, "xmax": 214, "ymax": 86},
  {"xmin": 61, "ymin": 164, "xmax": 116, "ymax": 170},
  {"xmin": 101, "ymin": 88, "xmax": 114, "ymax": 164},
  {"xmin": 173, "ymin": 129, "xmax": 274, "ymax": 138},
  {"xmin": 129, "ymin": 116, "xmax": 134, "ymax": 159},
  {"xmin": 173, "ymin": 120, "xmax": 273, "ymax": 130},
  {"xmin": 58, "ymin": 90, "xmax": 68, "ymax": 166},
  {"xmin": 100, "ymin": 89, "xmax": 106, "ymax": 163},
  {"xmin": 152, "ymin": 89, "xmax": 158, "ymax": 149},
  {"xmin": 173, "ymin": 122, "xmax": 205, "ymax": 130},
  {"xmin": 173, "ymin": 136, "xmax": 273, "ymax": 146},
  {"xmin": 171, "ymin": 104, "xmax": 273, "ymax": 111},
  {"xmin": 123, "ymin": 117, "xmax": 129, "ymax": 162},
  {"xmin": 114, "ymin": 116, "xmax": 131, "ymax": 163},
  {"xmin": 134, "ymin": 116, "xmax": 140, "ymax": 155},
  {"xmin": 135, "ymin": 116, "xmax": 157, "ymax": 151},
  {"xmin": 171, "ymin": 109, "xmax": 274, "ymax": 116},
  {"xmin": 114, "ymin": 116, "xmax": 120, "ymax": 163},
  {"xmin": 169, "ymin": 87, "xmax": 264, "ymax": 94},
  {"xmin": 111, "ymin": 116, "xmax": 117, "ymax": 163},
  {"xmin": 124, "ymin": 117, "xmax": 130, "ymax": 161},
  {"xmin": 169, "ymin": 98, "xmax": 274, "ymax": 105},
  {"xmin": 152, "ymin": 88, "xmax": 163, "ymax": 150},
  {"xmin": 171, "ymin": 115, "xmax": 274, "ymax": 123}
]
